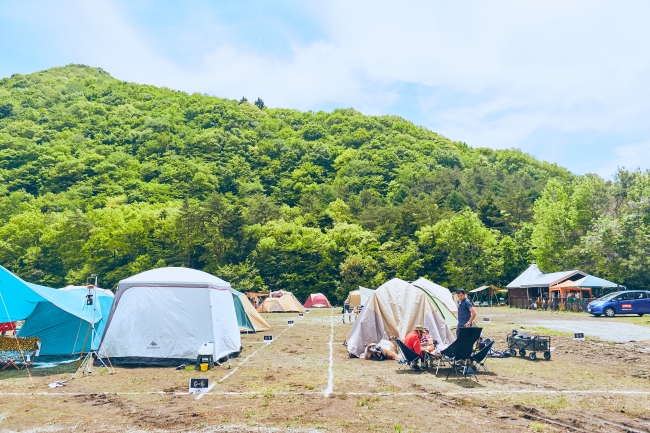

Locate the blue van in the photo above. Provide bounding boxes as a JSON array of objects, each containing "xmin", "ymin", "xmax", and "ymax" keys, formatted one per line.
[{"xmin": 587, "ymin": 290, "xmax": 650, "ymax": 317}]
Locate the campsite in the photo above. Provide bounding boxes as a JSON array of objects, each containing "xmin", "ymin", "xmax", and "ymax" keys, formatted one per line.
[
  {"xmin": 0, "ymin": 266, "xmax": 648, "ymax": 432},
  {"xmin": 0, "ymin": 307, "xmax": 648, "ymax": 432}
]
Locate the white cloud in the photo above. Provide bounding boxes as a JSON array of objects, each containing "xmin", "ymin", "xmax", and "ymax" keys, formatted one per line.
[{"xmin": 3, "ymin": 0, "xmax": 650, "ymax": 176}]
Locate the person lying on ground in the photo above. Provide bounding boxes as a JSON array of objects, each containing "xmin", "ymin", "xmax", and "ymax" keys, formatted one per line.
[{"xmin": 363, "ymin": 341, "xmax": 400, "ymax": 361}]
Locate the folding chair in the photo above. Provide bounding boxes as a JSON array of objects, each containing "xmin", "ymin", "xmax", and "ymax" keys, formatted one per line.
[
  {"xmin": 471, "ymin": 340, "xmax": 494, "ymax": 373},
  {"xmin": 394, "ymin": 337, "xmax": 422, "ymax": 371},
  {"xmin": 444, "ymin": 327, "xmax": 483, "ymax": 382},
  {"xmin": 435, "ymin": 340, "xmax": 458, "ymax": 376}
]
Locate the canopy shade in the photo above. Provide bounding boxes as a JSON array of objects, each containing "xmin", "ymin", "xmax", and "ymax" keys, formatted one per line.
[
  {"xmin": 470, "ymin": 285, "xmax": 507, "ymax": 294},
  {"xmin": 550, "ymin": 275, "xmax": 618, "ymax": 289}
]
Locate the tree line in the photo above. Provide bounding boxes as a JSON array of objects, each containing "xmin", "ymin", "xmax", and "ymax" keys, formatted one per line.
[{"xmin": 0, "ymin": 65, "xmax": 647, "ymax": 302}]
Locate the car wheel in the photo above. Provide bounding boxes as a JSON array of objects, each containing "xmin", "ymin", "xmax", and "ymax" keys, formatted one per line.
[
  {"xmin": 509, "ymin": 349, "xmax": 517, "ymax": 357},
  {"xmin": 604, "ymin": 307, "xmax": 616, "ymax": 317},
  {"xmin": 519, "ymin": 349, "xmax": 526, "ymax": 357},
  {"xmin": 529, "ymin": 352, "xmax": 537, "ymax": 361},
  {"xmin": 543, "ymin": 351, "xmax": 551, "ymax": 360},
  {"xmin": 638, "ymin": 313, "xmax": 645, "ymax": 317}
]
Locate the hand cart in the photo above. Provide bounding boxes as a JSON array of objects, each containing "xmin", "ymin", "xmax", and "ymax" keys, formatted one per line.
[{"xmin": 506, "ymin": 331, "xmax": 551, "ymax": 360}]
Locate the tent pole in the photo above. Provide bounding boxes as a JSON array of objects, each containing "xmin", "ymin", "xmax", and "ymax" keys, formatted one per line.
[{"xmin": 72, "ymin": 275, "xmax": 114, "ymax": 380}]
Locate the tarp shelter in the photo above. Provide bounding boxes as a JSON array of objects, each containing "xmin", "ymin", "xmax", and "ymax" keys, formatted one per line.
[
  {"xmin": 346, "ymin": 278, "xmax": 455, "ymax": 358},
  {"xmin": 304, "ymin": 293, "xmax": 331, "ymax": 308},
  {"xmin": 257, "ymin": 293, "xmax": 306, "ymax": 313},
  {"xmin": 469, "ymin": 285, "xmax": 507, "ymax": 306},
  {"xmin": 245, "ymin": 292, "xmax": 268, "ymax": 307},
  {"xmin": 99, "ymin": 267, "xmax": 241, "ymax": 367},
  {"xmin": 230, "ymin": 288, "xmax": 271, "ymax": 332},
  {"xmin": 0, "ymin": 266, "xmax": 114, "ymax": 356},
  {"xmin": 345, "ymin": 290, "xmax": 361, "ymax": 307}
]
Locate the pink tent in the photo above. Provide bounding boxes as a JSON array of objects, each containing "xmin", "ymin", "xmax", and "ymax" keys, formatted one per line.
[{"xmin": 303, "ymin": 293, "xmax": 332, "ymax": 308}]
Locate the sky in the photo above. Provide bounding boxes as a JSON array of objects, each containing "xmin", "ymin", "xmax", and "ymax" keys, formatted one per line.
[{"xmin": 2, "ymin": 1, "xmax": 650, "ymax": 179}]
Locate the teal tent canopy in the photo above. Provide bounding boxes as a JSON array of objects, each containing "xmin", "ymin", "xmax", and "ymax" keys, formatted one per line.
[
  {"xmin": 0, "ymin": 266, "xmax": 114, "ymax": 355},
  {"xmin": 229, "ymin": 288, "xmax": 255, "ymax": 333},
  {"xmin": 577, "ymin": 275, "xmax": 619, "ymax": 288}
]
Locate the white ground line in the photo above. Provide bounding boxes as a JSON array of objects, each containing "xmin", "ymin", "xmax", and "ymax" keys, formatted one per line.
[
  {"xmin": 4, "ymin": 389, "xmax": 650, "ymax": 398},
  {"xmin": 323, "ymin": 315, "xmax": 334, "ymax": 397}
]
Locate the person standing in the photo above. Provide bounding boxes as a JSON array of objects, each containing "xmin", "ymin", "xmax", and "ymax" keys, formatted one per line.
[{"xmin": 456, "ymin": 289, "xmax": 476, "ymax": 338}]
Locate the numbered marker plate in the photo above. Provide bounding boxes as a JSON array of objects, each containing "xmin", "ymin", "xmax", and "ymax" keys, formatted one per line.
[
  {"xmin": 288, "ymin": 320, "xmax": 294, "ymax": 326},
  {"xmin": 189, "ymin": 378, "xmax": 209, "ymax": 394},
  {"xmin": 298, "ymin": 313, "xmax": 304, "ymax": 318},
  {"xmin": 574, "ymin": 333, "xmax": 585, "ymax": 340},
  {"xmin": 263, "ymin": 335, "xmax": 273, "ymax": 343}
]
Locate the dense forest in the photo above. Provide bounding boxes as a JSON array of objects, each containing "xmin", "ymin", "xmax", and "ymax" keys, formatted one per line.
[{"xmin": 0, "ymin": 65, "xmax": 648, "ymax": 301}]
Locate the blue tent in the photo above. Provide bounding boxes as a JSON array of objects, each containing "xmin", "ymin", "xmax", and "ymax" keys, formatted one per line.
[{"xmin": 0, "ymin": 266, "xmax": 114, "ymax": 356}]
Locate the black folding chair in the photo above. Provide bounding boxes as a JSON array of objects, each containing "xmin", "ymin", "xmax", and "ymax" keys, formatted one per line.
[
  {"xmin": 436, "ymin": 340, "xmax": 458, "ymax": 376},
  {"xmin": 444, "ymin": 327, "xmax": 483, "ymax": 381},
  {"xmin": 471, "ymin": 339, "xmax": 494, "ymax": 373},
  {"xmin": 394, "ymin": 337, "xmax": 422, "ymax": 371}
]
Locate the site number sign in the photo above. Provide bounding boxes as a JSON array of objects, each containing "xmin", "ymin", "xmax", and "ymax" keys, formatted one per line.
[{"xmin": 189, "ymin": 378, "xmax": 209, "ymax": 394}]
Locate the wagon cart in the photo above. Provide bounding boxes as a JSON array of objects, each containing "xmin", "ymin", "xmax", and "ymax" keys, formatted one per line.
[{"xmin": 506, "ymin": 331, "xmax": 551, "ymax": 360}]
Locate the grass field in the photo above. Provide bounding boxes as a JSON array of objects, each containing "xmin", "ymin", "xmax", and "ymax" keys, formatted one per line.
[{"xmin": 0, "ymin": 308, "xmax": 648, "ymax": 432}]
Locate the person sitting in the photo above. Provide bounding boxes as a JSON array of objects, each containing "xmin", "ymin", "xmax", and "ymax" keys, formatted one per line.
[{"xmin": 404, "ymin": 325, "xmax": 426, "ymax": 368}]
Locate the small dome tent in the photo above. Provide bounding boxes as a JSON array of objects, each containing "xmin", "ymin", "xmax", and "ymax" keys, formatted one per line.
[
  {"xmin": 257, "ymin": 291, "xmax": 306, "ymax": 313},
  {"xmin": 98, "ymin": 267, "xmax": 241, "ymax": 367},
  {"xmin": 346, "ymin": 278, "xmax": 455, "ymax": 358},
  {"xmin": 303, "ymin": 293, "xmax": 331, "ymax": 308}
]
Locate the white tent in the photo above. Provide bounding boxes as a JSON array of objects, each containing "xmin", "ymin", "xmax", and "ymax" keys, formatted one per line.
[{"xmin": 99, "ymin": 267, "xmax": 241, "ymax": 367}]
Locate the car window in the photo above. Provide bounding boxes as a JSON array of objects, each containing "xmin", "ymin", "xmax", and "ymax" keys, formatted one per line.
[
  {"xmin": 636, "ymin": 292, "xmax": 648, "ymax": 299},
  {"xmin": 618, "ymin": 292, "xmax": 635, "ymax": 301}
]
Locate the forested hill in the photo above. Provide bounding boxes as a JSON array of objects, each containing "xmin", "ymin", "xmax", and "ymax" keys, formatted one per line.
[{"xmin": 1, "ymin": 65, "xmax": 648, "ymax": 299}]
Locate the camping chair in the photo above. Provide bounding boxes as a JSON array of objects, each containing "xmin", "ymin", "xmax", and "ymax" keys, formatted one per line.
[
  {"xmin": 470, "ymin": 339, "xmax": 494, "ymax": 373},
  {"xmin": 394, "ymin": 337, "xmax": 422, "ymax": 371},
  {"xmin": 444, "ymin": 327, "xmax": 483, "ymax": 382},
  {"xmin": 435, "ymin": 340, "xmax": 458, "ymax": 376}
]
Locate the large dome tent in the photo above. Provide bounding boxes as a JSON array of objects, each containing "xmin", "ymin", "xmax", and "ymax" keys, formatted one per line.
[
  {"xmin": 98, "ymin": 267, "xmax": 241, "ymax": 367},
  {"xmin": 346, "ymin": 278, "xmax": 454, "ymax": 358}
]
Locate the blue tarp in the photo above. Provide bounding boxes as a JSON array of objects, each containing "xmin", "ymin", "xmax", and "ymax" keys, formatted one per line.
[
  {"xmin": 0, "ymin": 265, "xmax": 114, "ymax": 355},
  {"xmin": 578, "ymin": 275, "xmax": 619, "ymax": 288}
]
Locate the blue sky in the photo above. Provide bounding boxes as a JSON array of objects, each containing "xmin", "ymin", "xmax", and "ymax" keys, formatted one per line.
[{"xmin": 2, "ymin": 1, "xmax": 650, "ymax": 178}]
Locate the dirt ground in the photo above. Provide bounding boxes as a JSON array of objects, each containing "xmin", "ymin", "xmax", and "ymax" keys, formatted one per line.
[{"xmin": 0, "ymin": 307, "xmax": 649, "ymax": 433}]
